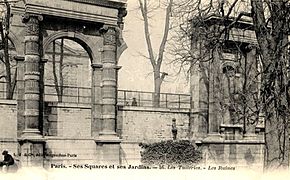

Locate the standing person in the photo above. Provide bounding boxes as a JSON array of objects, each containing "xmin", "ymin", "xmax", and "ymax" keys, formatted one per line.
[
  {"xmin": 131, "ymin": 97, "xmax": 137, "ymax": 106},
  {"xmin": 172, "ymin": 118, "xmax": 178, "ymax": 140}
]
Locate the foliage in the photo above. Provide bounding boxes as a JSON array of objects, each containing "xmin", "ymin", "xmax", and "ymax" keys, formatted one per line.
[{"xmin": 139, "ymin": 140, "xmax": 202, "ymax": 166}]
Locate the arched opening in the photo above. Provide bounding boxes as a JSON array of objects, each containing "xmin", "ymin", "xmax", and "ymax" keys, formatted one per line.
[{"xmin": 43, "ymin": 38, "xmax": 92, "ymax": 104}]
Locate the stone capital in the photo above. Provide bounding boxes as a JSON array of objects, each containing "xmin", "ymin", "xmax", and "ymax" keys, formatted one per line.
[
  {"xmin": 100, "ymin": 25, "xmax": 117, "ymax": 46},
  {"xmin": 22, "ymin": 13, "xmax": 43, "ymax": 23},
  {"xmin": 23, "ymin": 14, "xmax": 43, "ymax": 36}
]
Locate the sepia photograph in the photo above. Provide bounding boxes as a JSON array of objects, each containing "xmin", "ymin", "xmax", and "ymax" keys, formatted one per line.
[{"xmin": 0, "ymin": 0, "xmax": 289, "ymax": 179}]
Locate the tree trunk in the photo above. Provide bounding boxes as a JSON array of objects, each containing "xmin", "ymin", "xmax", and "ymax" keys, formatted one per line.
[
  {"xmin": 52, "ymin": 40, "xmax": 61, "ymax": 102},
  {"xmin": 153, "ymin": 70, "xmax": 161, "ymax": 107},
  {"xmin": 251, "ymin": 0, "xmax": 289, "ymax": 170},
  {"xmin": 4, "ymin": 34, "xmax": 12, "ymax": 99},
  {"xmin": 138, "ymin": 0, "xmax": 172, "ymax": 107},
  {"xmin": 59, "ymin": 38, "xmax": 64, "ymax": 102},
  {"xmin": 2, "ymin": 0, "xmax": 13, "ymax": 100}
]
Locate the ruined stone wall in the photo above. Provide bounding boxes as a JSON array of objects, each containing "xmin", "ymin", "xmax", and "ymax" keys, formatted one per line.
[
  {"xmin": 44, "ymin": 103, "xmax": 91, "ymax": 137},
  {"xmin": 42, "ymin": 103, "xmax": 96, "ymax": 167},
  {"xmin": 117, "ymin": 106, "xmax": 190, "ymax": 165},
  {"xmin": 117, "ymin": 106, "xmax": 190, "ymax": 142}
]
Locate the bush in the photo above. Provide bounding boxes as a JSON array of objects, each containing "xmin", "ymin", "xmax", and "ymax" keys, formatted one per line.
[{"xmin": 139, "ymin": 140, "xmax": 202, "ymax": 167}]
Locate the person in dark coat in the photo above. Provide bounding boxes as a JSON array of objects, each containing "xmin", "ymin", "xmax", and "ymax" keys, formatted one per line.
[
  {"xmin": 131, "ymin": 97, "xmax": 137, "ymax": 106},
  {"xmin": 0, "ymin": 150, "xmax": 14, "ymax": 166},
  {"xmin": 172, "ymin": 118, "xmax": 178, "ymax": 140},
  {"xmin": 0, "ymin": 150, "xmax": 17, "ymax": 173}
]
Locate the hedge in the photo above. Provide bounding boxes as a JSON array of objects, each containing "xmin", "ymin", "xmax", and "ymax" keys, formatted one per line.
[{"xmin": 139, "ymin": 140, "xmax": 202, "ymax": 166}]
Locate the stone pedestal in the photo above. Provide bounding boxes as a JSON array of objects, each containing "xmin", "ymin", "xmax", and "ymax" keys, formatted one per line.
[
  {"xmin": 19, "ymin": 139, "xmax": 45, "ymax": 167},
  {"xmin": 95, "ymin": 139, "xmax": 121, "ymax": 165}
]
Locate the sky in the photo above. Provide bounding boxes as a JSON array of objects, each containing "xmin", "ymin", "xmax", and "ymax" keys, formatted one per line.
[{"xmin": 118, "ymin": 0, "xmax": 189, "ymax": 94}]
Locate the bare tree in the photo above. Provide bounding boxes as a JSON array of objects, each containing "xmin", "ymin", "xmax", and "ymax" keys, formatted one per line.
[
  {"xmin": 172, "ymin": 0, "xmax": 289, "ymax": 170},
  {"xmin": 49, "ymin": 38, "xmax": 82, "ymax": 103},
  {"xmin": 138, "ymin": 0, "xmax": 172, "ymax": 107},
  {"xmin": 250, "ymin": 0, "xmax": 289, "ymax": 170},
  {"xmin": 0, "ymin": 0, "xmax": 16, "ymax": 99},
  {"xmin": 52, "ymin": 39, "xmax": 64, "ymax": 102}
]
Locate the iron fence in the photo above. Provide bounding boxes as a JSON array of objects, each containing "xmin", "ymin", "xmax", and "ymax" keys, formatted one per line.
[
  {"xmin": 117, "ymin": 90, "xmax": 191, "ymax": 109},
  {"xmin": 44, "ymin": 84, "xmax": 91, "ymax": 104},
  {"xmin": 0, "ymin": 81, "xmax": 191, "ymax": 109}
]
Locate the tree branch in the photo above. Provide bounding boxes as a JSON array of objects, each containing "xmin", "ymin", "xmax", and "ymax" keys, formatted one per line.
[
  {"xmin": 157, "ymin": 0, "xmax": 173, "ymax": 68},
  {"xmin": 138, "ymin": 0, "xmax": 156, "ymax": 68}
]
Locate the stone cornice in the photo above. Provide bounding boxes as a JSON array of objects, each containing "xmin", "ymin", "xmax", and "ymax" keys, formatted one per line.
[
  {"xmin": 24, "ymin": 0, "xmax": 121, "ymax": 25},
  {"xmin": 64, "ymin": 0, "xmax": 127, "ymax": 9}
]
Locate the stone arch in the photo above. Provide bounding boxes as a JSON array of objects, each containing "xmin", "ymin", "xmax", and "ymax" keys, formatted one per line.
[
  {"xmin": 43, "ymin": 31, "xmax": 97, "ymax": 63},
  {"xmin": 8, "ymin": 30, "xmax": 22, "ymax": 55}
]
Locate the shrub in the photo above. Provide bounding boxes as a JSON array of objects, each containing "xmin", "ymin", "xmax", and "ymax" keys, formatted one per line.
[{"xmin": 139, "ymin": 140, "xmax": 202, "ymax": 167}]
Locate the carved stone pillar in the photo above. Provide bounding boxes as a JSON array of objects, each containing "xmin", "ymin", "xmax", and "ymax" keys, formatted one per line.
[
  {"xmin": 244, "ymin": 45, "xmax": 258, "ymax": 138},
  {"xmin": 15, "ymin": 56, "xmax": 25, "ymax": 138},
  {"xmin": 22, "ymin": 14, "xmax": 43, "ymax": 138},
  {"xmin": 91, "ymin": 63, "xmax": 103, "ymax": 137},
  {"xmin": 19, "ymin": 14, "xmax": 45, "ymax": 167},
  {"xmin": 207, "ymin": 47, "xmax": 222, "ymax": 139},
  {"xmin": 95, "ymin": 26, "xmax": 121, "ymax": 165},
  {"xmin": 99, "ymin": 26, "xmax": 118, "ymax": 138}
]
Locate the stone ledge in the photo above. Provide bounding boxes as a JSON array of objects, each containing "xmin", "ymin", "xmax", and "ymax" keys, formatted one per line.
[
  {"xmin": 118, "ymin": 106, "xmax": 190, "ymax": 114},
  {"xmin": 94, "ymin": 137, "xmax": 122, "ymax": 144},
  {"xmin": 46, "ymin": 102, "xmax": 91, "ymax": 109},
  {"xmin": 67, "ymin": 0, "xmax": 127, "ymax": 8},
  {"xmin": 45, "ymin": 136, "xmax": 94, "ymax": 141},
  {"xmin": 18, "ymin": 137, "xmax": 46, "ymax": 144},
  {"xmin": 201, "ymin": 139, "xmax": 264, "ymax": 144},
  {"xmin": 0, "ymin": 99, "xmax": 17, "ymax": 105},
  {"xmin": 0, "ymin": 138, "xmax": 18, "ymax": 143}
]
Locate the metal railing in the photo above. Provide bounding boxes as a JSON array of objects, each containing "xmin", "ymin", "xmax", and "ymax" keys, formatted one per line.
[
  {"xmin": 0, "ymin": 81, "xmax": 191, "ymax": 109},
  {"xmin": 117, "ymin": 90, "xmax": 191, "ymax": 109},
  {"xmin": 44, "ymin": 84, "xmax": 91, "ymax": 104}
]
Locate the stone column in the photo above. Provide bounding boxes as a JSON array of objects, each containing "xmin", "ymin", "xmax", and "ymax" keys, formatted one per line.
[
  {"xmin": 15, "ymin": 56, "xmax": 25, "ymax": 138},
  {"xmin": 99, "ymin": 26, "xmax": 118, "ymax": 138},
  {"xmin": 91, "ymin": 63, "xmax": 103, "ymax": 137},
  {"xmin": 95, "ymin": 26, "xmax": 121, "ymax": 165},
  {"xmin": 22, "ymin": 14, "xmax": 43, "ymax": 138},
  {"xmin": 19, "ymin": 14, "xmax": 45, "ymax": 167},
  {"xmin": 244, "ymin": 45, "xmax": 258, "ymax": 138},
  {"xmin": 189, "ymin": 60, "xmax": 208, "ymax": 140},
  {"xmin": 207, "ymin": 47, "xmax": 222, "ymax": 140}
]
